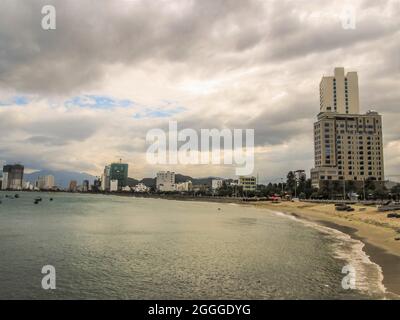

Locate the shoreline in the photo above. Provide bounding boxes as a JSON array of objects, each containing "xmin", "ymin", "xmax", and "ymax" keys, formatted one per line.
[
  {"xmin": 251, "ymin": 202, "xmax": 400, "ymax": 298},
  {"xmin": 3, "ymin": 191, "xmax": 399, "ymax": 298}
]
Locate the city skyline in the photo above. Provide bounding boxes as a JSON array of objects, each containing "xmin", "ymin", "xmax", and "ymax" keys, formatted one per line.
[{"xmin": 0, "ymin": 1, "xmax": 399, "ymax": 183}]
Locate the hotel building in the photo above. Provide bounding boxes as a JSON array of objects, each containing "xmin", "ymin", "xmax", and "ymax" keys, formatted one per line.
[{"xmin": 311, "ymin": 68, "xmax": 384, "ymax": 188}]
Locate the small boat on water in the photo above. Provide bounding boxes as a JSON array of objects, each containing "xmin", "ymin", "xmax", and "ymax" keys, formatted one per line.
[
  {"xmin": 34, "ymin": 197, "xmax": 42, "ymax": 202},
  {"xmin": 14, "ymin": 194, "xmax": 20, "ymax": 199}
]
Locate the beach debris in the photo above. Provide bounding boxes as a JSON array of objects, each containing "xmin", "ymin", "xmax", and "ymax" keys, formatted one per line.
[
  {"xmin": 395, "ymin": 237, "xmax": 400, "ymax": 241},
  {"xmin": 387, "ymin": 213, "xmax": 400, "ymax": 219}
]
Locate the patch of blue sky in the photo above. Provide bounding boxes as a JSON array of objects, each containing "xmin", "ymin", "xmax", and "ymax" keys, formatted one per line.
[
  {"xmin": 0, "ymin": 96, "xmax": 29, "ymax": 106},
  {"xmin": 65, "ymin": 95, "xmax": 134, "ymax": 109},
  {"xmin": 134, "ymin": 106, "xmax": 186, "ymax": 119}
]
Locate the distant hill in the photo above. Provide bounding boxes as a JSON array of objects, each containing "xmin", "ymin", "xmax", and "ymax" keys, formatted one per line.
[
  {"xmin": 126, "ymin": 177, "xmax": 140, "ymax": 187},
  {"xmin": 24, "ymin": 170, "xmax": 97, "ymax": 189}
]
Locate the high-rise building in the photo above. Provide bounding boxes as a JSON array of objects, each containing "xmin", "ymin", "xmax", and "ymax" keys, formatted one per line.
[
  {"xmin": 311, "ymin": 68, "xmax": 384, "ymax": 189},
  {"xmin": 2, "ymin": 164, "xmax": 24, "ymax": 190},
  {"xmin": 36, "ymin": 175, "xmax": 55, "ymax": 190},
  {"xmin": 319, "ymin": 67, "xmax": 359, "ymax": 114},
  {"xmin": 109, "ymin": 163, "xmax": 128, "ymax": 190},
  {"xmin": 156, "ymin": 171, "xmax": 176, "ymax": 192},
  {"xmin": 82, "ymin": 180, "xmax": 90, "ymax": 192},
  {"xmin": 69, "ymin": 180, "xmax": 78, "ymax": 192},
  {"xmin": 101, "ymin": 165, "xmax": 111, "ymax": 191}
]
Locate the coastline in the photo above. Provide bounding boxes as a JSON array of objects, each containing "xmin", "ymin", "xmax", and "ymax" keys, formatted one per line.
[
  {"xmin": 127, "ymin": 194, "xmax": 400, "ymax": 297},
  {"xmin": 3, "ymin": 191, "xmax": 399, "ymax": 297},
  {"xmin": 251, "ymin": 201, "xmax": 400, "ymax": 298}
]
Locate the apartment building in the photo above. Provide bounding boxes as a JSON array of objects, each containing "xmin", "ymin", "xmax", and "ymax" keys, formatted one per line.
[{"xmin": 311, "ymin": 68, "xmax": 384, "ymax": 188}]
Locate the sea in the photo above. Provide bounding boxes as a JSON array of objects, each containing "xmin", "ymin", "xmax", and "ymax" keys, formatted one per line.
[{"xmin": 0, "ymin": 192, "xmax": 388, "ymax": 299}]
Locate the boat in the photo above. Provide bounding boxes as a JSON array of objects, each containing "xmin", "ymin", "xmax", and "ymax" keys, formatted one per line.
[
  {"xmin": 336, "ymin": 204, "xmax": 354, "ymax": 212},
  {"xmin": 378, "ymin": 203, "xmax": 400, "ymax": 212}
]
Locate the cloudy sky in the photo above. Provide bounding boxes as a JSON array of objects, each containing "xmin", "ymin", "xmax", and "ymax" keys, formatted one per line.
[{"xmin": 0, "ymin": 0, "xmax": 399, "ymax": 182}]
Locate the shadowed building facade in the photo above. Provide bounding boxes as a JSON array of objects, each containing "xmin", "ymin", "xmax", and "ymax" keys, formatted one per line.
[{"xmin": 1, "ymin": 164, "xmax": 24, "ymax": 190}]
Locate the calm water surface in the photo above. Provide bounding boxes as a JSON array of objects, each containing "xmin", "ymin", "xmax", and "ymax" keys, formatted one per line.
[{"xmin": 0, "ymin": 192, "xmax": 386, "ymax": 299}]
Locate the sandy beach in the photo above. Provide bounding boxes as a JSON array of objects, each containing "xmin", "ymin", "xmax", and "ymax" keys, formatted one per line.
[{"xmin": 252, "ymin": 201, "xmax": 400, "ymax": 298}]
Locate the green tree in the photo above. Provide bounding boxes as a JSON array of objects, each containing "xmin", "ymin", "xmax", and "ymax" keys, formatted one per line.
[{"xmin": 286, "ymin": 171, "xmax": 296, "ymax": 196}]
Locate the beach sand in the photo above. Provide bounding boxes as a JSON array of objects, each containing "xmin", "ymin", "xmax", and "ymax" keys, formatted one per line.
[{"xmin": 252, "ymin": 201, "xmax": 400, "ymax": 298}]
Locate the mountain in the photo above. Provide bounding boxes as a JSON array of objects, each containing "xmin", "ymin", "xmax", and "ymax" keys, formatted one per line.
[
  {"xmin": 126, "ymin": 177, "xmax": 140, "ymax": 187},
  {"xmin": 24, "ymin": 170, "xmax": 97, "ymax": 189},
  {"xmin": 139, "ymin": 178, "xmax": 156, "ymax": 188}
]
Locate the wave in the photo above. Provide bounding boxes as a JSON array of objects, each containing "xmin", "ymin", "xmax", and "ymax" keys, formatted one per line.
[{"xmin": 269, "ymin": 209, "xmax": 389, "ymax": 298}]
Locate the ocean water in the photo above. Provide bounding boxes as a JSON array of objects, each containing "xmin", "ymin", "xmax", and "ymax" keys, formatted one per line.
[{"xmin": 0, "ymin": 192, "xmax": 387, "ymax": 299}]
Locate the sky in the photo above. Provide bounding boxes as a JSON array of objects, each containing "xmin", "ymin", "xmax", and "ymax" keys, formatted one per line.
[{"xmin": 0, "ymin": 0, "xmax": 399, "ymax": 182}]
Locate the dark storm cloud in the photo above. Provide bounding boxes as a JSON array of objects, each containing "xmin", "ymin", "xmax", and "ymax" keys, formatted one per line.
[{"xmin": 1, "ymin": 0, "xmax": 397, "ymax": 94}]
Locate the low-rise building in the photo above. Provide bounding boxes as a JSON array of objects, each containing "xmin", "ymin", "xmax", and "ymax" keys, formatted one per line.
[
  {"xmin": 239, "ymin": 176, "xmax": 257, "ymax": 192},
  {"xmin": 212, "ymin": 179, "xmax": 224, "ymax": 191},
  {"xmin": 176, "ymin": 181, "xmax": 193, "ymax": 192},
  {"xmin": 110, "ymin": 180, "xmax": 119, "ymax": 192},
  {"xmin": 133, "ymin": 183, "xmax": 150, "ymax": 193},
  {"xmin": 294, "ymin": 170, "xmax": 306, "ymax": 183},
  {"xmin": 156, "ymin": 171, "xmax": 176, "ymax": 192}
]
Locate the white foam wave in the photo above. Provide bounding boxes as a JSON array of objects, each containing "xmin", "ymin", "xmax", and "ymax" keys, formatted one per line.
[{"xmin": 268, "ymin": 209, "xmax": 388, "ymax": 298}]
